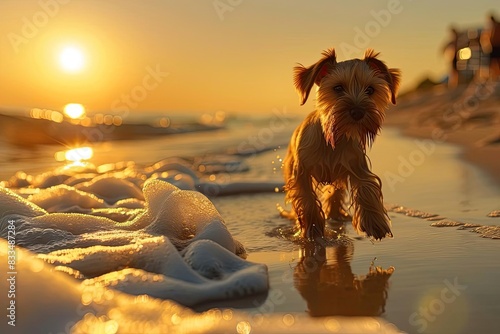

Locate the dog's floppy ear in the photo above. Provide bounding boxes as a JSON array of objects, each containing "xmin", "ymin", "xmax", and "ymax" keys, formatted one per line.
[
  {"xmin": 293, "ymin": 48, "xmax": 337, "ymax": 105},
  {"xmin": 363, "ymin": 49, "xmax": 401, "ymax": 104}
]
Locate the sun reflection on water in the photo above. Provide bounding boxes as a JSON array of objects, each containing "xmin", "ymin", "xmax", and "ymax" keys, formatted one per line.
[{"xmin": 55, "ymin": 147, "xmax": 94, "ymax": 164}]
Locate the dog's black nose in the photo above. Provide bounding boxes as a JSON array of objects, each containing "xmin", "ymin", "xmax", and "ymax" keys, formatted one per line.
[{"xmin": 349, "ymin": 108, "xmax": 365, "ymax": 121}]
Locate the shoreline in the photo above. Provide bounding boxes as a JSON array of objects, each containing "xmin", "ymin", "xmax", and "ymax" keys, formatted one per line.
[
  {"xmin": 385, "ymin": 81, "xmax": 500, "ymax": 185},
  {"xmin": 401, "ymin": 125, "xmax": 500, "ymax": 185}
]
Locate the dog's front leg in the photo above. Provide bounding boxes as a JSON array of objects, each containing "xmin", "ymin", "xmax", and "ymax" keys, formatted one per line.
[
  {"xmin": 291, "ymin": 164, "xmax": 326, "ymax": 241},
  {"xmin": 322, "ymin": 185, "xmax": 351, "ymax": 221},
  {"xmin": 349, "ymin": 162, "xmax": 392, "ymax": 240}
]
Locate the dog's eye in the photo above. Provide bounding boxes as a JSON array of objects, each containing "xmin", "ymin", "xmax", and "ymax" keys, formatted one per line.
[
  {"xmin": 365, "ymin": 86, "xmax": 375, "ymax": 95},
  {"xmin": 333, "ymin": 85, "xmax": 344, "ymax": 93}
]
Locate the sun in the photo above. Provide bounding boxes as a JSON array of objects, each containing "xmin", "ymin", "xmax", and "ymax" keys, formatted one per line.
[{"xmin": 59, "ymin": 46, "xmax": 85, "ymax": 73}]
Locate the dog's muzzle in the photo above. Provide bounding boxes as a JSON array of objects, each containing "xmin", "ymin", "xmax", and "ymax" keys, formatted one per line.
[{"xmin": 349, "ymin": 108, "xmax": 365, "ymax": 121}]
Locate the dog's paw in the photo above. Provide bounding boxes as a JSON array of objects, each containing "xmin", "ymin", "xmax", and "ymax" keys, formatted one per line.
[
  {"xmin": 353, "ymin": 212, "xmax": 393, "ymax": 240},
  {"xmin": 363, "ymin": 220, "xmax": 393, "ymax": 240}
]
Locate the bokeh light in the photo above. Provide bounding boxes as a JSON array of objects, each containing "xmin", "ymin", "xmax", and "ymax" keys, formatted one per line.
[{"xmin": 64, "ymin": 103, "xmax": 86, "ymax": 119}]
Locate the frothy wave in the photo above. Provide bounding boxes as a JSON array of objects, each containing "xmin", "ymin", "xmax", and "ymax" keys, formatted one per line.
[{"xmin": 1, "ymin": 166, "xmax": 270, "ymax": 307}]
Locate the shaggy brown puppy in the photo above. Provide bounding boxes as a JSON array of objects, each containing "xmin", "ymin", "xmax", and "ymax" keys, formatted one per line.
[{"xmin": 283, "ymin": 47, "xmax": 401, "ymax": 241}]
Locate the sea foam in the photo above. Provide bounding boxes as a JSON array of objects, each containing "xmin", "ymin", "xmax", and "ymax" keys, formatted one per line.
[{"xmin": 1, "ymin": 170, "xmax": 268, "ymax": 308}]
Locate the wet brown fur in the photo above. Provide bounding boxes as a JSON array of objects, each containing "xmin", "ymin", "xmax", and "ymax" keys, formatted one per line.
[{"xmin": 283, "ymin": 47, "xmax": 401, "ymax": 241}]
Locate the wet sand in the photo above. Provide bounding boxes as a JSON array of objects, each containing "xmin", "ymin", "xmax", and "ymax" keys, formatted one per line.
[{"xmin": 385, "ymin": 80, "xmax": 500, "ymax": 184}]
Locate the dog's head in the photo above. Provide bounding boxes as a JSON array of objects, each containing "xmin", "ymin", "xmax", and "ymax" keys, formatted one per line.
[{"xmin": 294, "ymin": 48, "xmax": 401, "ymax": 148}]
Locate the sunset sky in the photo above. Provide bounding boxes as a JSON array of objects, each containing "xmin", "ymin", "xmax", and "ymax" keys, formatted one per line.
[{"xmin": 0, "ymin": 0, "xmax": 498, "ymax": 115}]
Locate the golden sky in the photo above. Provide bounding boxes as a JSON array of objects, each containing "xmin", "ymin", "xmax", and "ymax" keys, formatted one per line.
[{"xmin": 0, "ymin": 0, "xmax": 497, "ymax": 114}]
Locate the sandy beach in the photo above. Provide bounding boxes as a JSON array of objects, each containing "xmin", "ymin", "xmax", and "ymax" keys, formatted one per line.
[{"xmin": 385, "ymin": 80, "xmax": 500, "ymax": 185}]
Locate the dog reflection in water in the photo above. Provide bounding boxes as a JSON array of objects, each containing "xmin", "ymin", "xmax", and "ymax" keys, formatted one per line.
[{"xmin": 294, "ymin": 242, "xmax": 394, "ymax": 317}]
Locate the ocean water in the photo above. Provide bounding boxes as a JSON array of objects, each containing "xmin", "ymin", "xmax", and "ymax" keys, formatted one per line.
[{"xmin": 0, "ymin": 113, "xmax": 499, "ymax": 333}]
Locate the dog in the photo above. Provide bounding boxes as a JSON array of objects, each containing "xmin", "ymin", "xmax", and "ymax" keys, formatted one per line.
[{"xmin": 282, "ymin": 47, "xmax": 401, "ymax": 241}]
